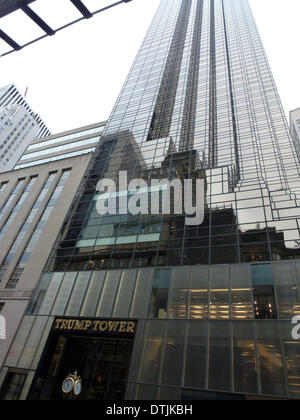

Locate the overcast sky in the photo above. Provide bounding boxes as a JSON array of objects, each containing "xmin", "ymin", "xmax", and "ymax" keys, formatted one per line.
[{"xmin": 0, "ymin": 0, "xmax": 299, "ymax": 134}]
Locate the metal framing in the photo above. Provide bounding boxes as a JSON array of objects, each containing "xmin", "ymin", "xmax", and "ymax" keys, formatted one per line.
[{"xmin": 0, "ymin": 0, "xmax": 133, "ymax": 57}]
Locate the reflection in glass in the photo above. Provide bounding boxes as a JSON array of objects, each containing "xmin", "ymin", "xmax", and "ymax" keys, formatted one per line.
[
  {"xmin": 149, "ymin": 269, "xmax": 171, "ymax": 319},
  {"xmin": 232, "ymin": 322, "xmax": 258, "ymax": 394},
  {"xmin": 253, "ymin": 286, "xmax": 277, "ymax": 320},
  {"xmin": 256, "ymin": 322, "xmax": 286, "ymax": 396},
  {"xmin": 140, "ymin": 321, "xmax": 165, "ymax": 384},
  {"xmin": 209, "ymin": 322, "xmax": 231, "ymax": 391},
  {"xmin": 185, "ymin": 321, "xmax": 208, "ymax": 389}
]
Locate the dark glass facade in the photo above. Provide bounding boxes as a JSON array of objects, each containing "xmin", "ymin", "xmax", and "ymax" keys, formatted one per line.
[
  {"xmin": 44, "ymin": 0, "xmax": 300, "ymax": 272},
  {"xmin": 4, "ymin": 262, "xmax": 300, "ymax": 400},
  {"xmin": 1, "ymin": 0, "xmax": 300, "ymax": 400}
]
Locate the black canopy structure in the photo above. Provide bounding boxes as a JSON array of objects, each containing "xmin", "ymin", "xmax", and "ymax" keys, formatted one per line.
[{"xmin": 0, "ymin": 0, "xmax": 132, "ymax": 56}]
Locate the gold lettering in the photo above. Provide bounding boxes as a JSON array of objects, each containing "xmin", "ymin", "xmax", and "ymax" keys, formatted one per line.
[
  {"xmin": 75, "ymin": 320, "xmax": 85, "ymax": 330},
  {"xmin": 54, "ymin": 318, "xmax": 136, "ymax": 334},
  {"xmin": 108, "ymin": 321, "xmax": 119, "ymax": 332},
  {"xmin": 84, "ymin": 320, "xmax": 92, "ymax": 330},
  {"xmin": 67, "ymin": 320, "xmax": 75, "ymax": 330},
  {"xmin": 119, "ymin": 321, "xmax": 127, "ymax": 332},
  {"xmin": 61, "ymin": 320, "xmax": 69, "ymax": 330},
  {"xmin": 126, "ymin": 322, "xmax": 135, "ymax": 333},
  {"xmin": 93, "ymin": 321, "xmax": 102, "ymax": 331},
  {"xmin": 54, "ymin": 319, "xmax": 62, "ymax": 329},
  {"xmin": 99, "ymin": 321, "xmax": 108, "ymax": 332}
]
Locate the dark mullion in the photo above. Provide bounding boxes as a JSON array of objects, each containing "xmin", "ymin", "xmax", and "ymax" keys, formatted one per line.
[
  {"xmin": 70, "ymin": 0, "xmax": 92, "ymax": 19},
  {"xmin": 21, "ymin": 5, "xmax": 55, "ymax": 36},
  {"xmin": 0, "ymin": 0, "xmax": 133, "ymax": 57},
  {"xmin": 0, "ymin": 29, "xmax": 21, "ymax": 51}
]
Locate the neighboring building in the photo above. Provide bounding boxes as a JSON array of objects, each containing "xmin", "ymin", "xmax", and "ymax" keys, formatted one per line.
[
  {"xmin": 0, "ymin": 121, "xmax": 106, "ymax": 376},
  {"xmin": 14, "ymin": 121, "xmax": 105, "ymax": 170},
  {"xmin": 290, "ymin": 108, "xmax": 300, "ymax": 163},
  {"xmin": 0, "ymin": 84, "xmax": 50, "ymax": 138},
  {"xmin": 2, "ymin": 0, "xmax": 300, "ymax": 401},
  {"xmin": 0, "ymin": 84, "xmax": 50, "ymax": 173}
]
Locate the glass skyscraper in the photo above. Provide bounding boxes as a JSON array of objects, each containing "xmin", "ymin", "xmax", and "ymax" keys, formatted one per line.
[
  {"xmin": 2, "ymin": 0, "xmax": 300, "ymax": 401},
  {"xmin": 49, "ymin": 0, "xmax": 300, "ymax": 271}
]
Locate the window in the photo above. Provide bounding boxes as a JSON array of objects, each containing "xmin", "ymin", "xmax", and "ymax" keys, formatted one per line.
[
  {"xmin": 0, "ymin": 372, "xmax": 27, "ymax": 400},
  {"xmin": 0, "ymin": 303, "xmax": 4, "ymax": 313},
  {"xmin": 251, "ymin": 263, "xmax": 278, "ymax": 319},
  {"xmin": 6, "ymin": 171, "xmax": 70, "ymax": 289},
  {"xmin": 26, "ymin": 126, "xmax": 104, "ymax": 151},
  {"xmin": 14, "ymin": 148, "xmax": 95, "ymax": 169},
  {"xmin": 253, "ymin": 286, "xmax": 277, "ymax": 320},
  {"xmin": 251, "ymin": 264, "xmax": 273, "ymax": 286},
  {"xmin": 181, "ymin": 389, "xmax": 245, "ymax": 400},
  {"xmin": 20, "ymin": 137, "xmax": 100, "ymax": 161},
  {"xmin": 149, "ymin": 269, "xmax": 171, "ymax": 318}
]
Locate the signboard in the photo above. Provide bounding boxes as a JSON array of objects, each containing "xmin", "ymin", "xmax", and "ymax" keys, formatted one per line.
[{"xmin": 53, "ymin": 317, "xmax": 137, "ymax": 337}]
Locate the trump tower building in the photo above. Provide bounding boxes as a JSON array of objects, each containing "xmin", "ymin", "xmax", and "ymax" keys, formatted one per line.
[{"xmin": 1, "ymin": 0, "xmax": 300, "ymax": 400}]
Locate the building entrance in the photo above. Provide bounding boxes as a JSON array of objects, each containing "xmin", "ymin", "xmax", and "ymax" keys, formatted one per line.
[
  {"xmin": 28, "ymin": 318, "xmax": 137, "ymax": 400},
  {"xmin": 59, "ymin": 336, "xmax": 133, "ymax": 400}
]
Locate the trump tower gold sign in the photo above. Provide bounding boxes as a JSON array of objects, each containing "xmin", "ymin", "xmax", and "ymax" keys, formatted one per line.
[{"xmin": 53, "ymin": 318, "xmax": 137, "ymax": 336}]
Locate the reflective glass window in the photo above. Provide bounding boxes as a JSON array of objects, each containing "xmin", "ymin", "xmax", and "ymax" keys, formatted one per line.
[{"xmin": 149, "ymin": 269, "xmax": 171, "ymax": 319}]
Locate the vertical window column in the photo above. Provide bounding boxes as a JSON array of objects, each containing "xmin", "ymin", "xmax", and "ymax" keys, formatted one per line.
[
  {"xmin": 0, "ymin": 173, "xmax": 57, "ymax": 284},
  {"xmin": 0, "ymin": 177, "xmax": 38, "ymax": 242},
  {"xmin": 0, "ymin": 181, "xmax": 8, "ymax": 197},
  {"xmin": 0, "ymin": 179, "xmax": 25, "ymax": 223},
  {"xmin": 7, "ymin": 170, "xmax": 71, "ymax": 289},
  {"xmin": 251, "ymin": 264, "xmax": 278, "ymax": 320},
  {"xmin": 149, "ymin": 269, "xmax": 171, "ymax": 318},
  {"xmin": 147, "ymin": 0, "xmax": 193, "ymax": 141}
]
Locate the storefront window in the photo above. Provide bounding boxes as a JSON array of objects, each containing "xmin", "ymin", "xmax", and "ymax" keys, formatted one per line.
[
  {"xmin": 273, "ymin": 262, "xmax": 299, "ymax": 319},
  {"xmin": 188, "ymin": 267, "xmax": 209, "ymax": 319},
  {"xmin": 161, "ymin": 321, "xmax": 185, "ymax": 386},
  {"xmin": 253, "ymin": 286, "xmax": 277, "ymax": 320},
  {"xmin": 256, "ymin": 322, "xmax": 286, "ymax": 396},
  {"xmin": 232, "ymin": 322, "xmax": 258, "ymax": 394},
  {"xmin": 184, "ymin": 321, "xmax": 208, "ymax": 389},
  {"xmin": 209, "ymin": 321, "xmax": 232, "ymax": 391},
  {"xmin": 149, "ymin": 269, "xmax": 171, "ymax": 318},
  {"xmin": 251, "ymin": 264, "xmax": 273, "ymax": 286},
  {"xmin": 0, "ymin": 372, "xmax": 27, "ymax": 400},
  {"xmin": 281, "ymin": 321, "xmax": 300, "ymax": 397},
  {"xmin": 168, "ymin": 268, "xmax": 189, "ymax": 319},
  {"xmin": 251, "ymin": 264, "xmax": 278, "ymax": 320},
  {"xmin": 140, "ymin": 320, "xmax": 165, "ymax": 384},
  {"xmin": 181, "ymin": 389, "xmax": 245, "ymax": 400}
]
